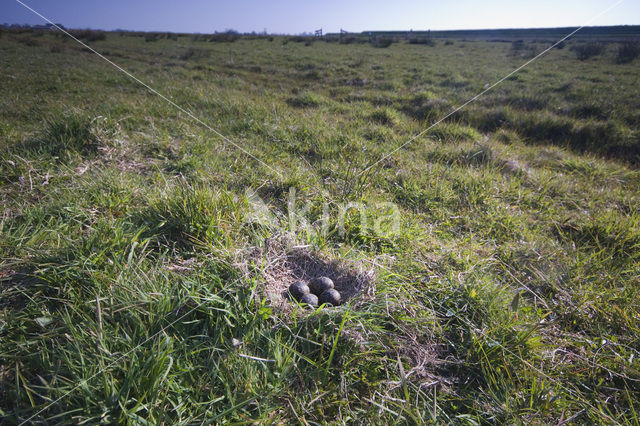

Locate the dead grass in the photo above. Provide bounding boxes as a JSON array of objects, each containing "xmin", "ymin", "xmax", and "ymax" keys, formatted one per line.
[{"xmin": 235, "ymin": 234, "xmax": 376, "ymax": 312}]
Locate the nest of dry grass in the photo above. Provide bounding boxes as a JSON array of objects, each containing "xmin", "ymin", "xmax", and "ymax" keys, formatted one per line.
[{"xmin": 235, "ymin": 234, "xmax": 376, "ymax": 312}]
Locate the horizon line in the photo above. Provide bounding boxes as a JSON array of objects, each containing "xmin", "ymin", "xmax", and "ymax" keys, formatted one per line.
[{"xmin": 2, "ymin": 22, "xmax": 639, "ymax": 36}]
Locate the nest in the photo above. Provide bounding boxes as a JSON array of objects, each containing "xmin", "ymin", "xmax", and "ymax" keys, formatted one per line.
[{"xmin": 235, "ymin": 235, "xmax": 376, "ymax": 312}]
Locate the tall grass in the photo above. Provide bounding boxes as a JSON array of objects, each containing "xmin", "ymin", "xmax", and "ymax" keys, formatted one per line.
[
  {"xmin": 21, "ymin": 113, "xmax": 101, "ymax": 157},
  {"xmin": 571, "ymin": 42, "xmax": 605, "ymax": 60},
  {"xmin": 616, "ymin": 41, "xmax": 640, "ymax": 64}
]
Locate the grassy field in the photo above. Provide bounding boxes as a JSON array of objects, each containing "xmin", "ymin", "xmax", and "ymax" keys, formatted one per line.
[
  {"xmin": 356, "ymin": 25, "xmax": 640, "ymax": 42},
  {"xmin": 1, "ymin": 29, "xmax": 639, "ymax": 424}
]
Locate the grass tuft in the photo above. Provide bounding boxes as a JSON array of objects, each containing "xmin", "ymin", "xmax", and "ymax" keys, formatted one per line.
[
  {"xmin": 20, "ymin": 113, "xmax": 101, "ymax": 158},
  {"xmin": 368, "ymin": 107, "xmax": 401, "ymax": 127},
  {"xmin": 616, "ymin": 40, "xmax": 640, "ymax": 64},
  {"xmin": 286, "ymin": 91, "xmax": 324, "ymax": 108}
]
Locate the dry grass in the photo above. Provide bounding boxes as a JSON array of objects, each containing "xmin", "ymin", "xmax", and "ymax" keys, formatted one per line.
[{"xmin": 235, "ymin": 234, "xmax": 376, "ymax": 312}]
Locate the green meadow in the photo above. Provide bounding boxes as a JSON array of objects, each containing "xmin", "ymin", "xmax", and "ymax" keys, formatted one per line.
[{"xmin": 1, "ymin": 29, "xmax": 639, "ymax": 423}]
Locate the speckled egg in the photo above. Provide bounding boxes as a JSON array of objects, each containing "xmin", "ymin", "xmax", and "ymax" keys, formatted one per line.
[
  {"xmin": 300, "ymin": 293, "xmax": 319, "ymax": 308},
  {"xmin": 319, "ymin": 289, "xmax": 341, "ymax": 306},
  {"xmin": 309, "ymin": 276, "xmax": 334, "ymax": 295},
  {"xmin": 288, "ymin": 281, "xmax": 310, "ymax": 301}
]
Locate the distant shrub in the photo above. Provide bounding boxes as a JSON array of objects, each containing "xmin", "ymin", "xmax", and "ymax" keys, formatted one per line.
[
  {"xmin": 510, "ymin": 40, "xmax": 525, "ymax": 51},
  {"xmin": 92, "ymin": 31, "xmax": 108, "ymax": 41},
  {"xmin": 571, "ymin": 42, "xmax": 604, "ymax": 60},
  {"xmin": 144, "ymin": 33, "xmax": 160, "ymax": 42},
  {"xmin": 444, "ymin": 40, "xmax": 454, "ymax": 46},
  {"xmin": 616, "ymin": 41, "xmax": 640, "ymax": 64},
  {"xmin": 52, "ymin": 31, "xmax": 69, "ymax": 42},
  {"xmin": 408, "ymin": 37, "xmax": 435, "ymax": 46},
  {"xmin": 71, "ymin": 30, "xmax": 107, "ymax": 42},
  {"xmin": 288, "ymin": 35, "xmax": 311, "ymax": 43},
  {"xmin": 209, "ymin": 31, "xmax": 240, "ymax": 42},
  {"xmin": 17, "ymin": 36, "xmax": 39, "ymax": 47},
  {"xmin": 339, "ymin": 35, "xmax": 363, "ymax": 44},
  {"xmin": 509, "ymin": 40, "xmax": 538, "ymax": 58},
  {"xmin": 555, "ymin": 41, "xmax": 566, "ymax": 49},
  {"xmin": 190, "ymin": 32, "xmax": 239, "ymax": 42},
  {"xmin": 371, "ymin": 37, "xmax": 394, "ymax": 48}
]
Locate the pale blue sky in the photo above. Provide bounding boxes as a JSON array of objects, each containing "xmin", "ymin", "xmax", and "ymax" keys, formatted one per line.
[{"xmin": 2, "ymin": 0, "xmax": 638, "ymax": 34}]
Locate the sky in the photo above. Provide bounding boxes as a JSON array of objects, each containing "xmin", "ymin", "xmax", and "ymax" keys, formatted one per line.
[{"xmin": 1, "ymin": 0, "xmax": 638, "ymax": 34}]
